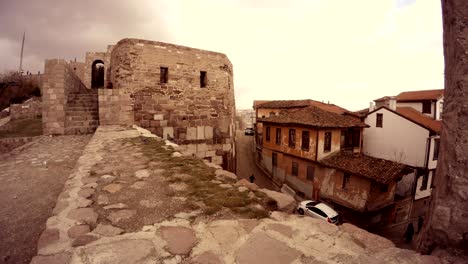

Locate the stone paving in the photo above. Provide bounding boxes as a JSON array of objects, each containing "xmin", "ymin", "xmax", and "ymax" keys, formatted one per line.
[
  {"xmin": 0, "ymin": 135, "xmax": 91, "ymax": 264},
  {"xmin": 31, "ymin": 126, "xmax": 441, "ymax": 264}
]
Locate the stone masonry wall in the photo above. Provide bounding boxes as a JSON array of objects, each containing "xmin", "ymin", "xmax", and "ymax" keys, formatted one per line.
[
  {"xmin": 42, "ymin": 59, "xmax": 89, "ymax": 135},
  {"xmin": 10, "ymin": 97, "xmax": 42, "ymax": 120},
  {"xmin": 107, "ymin": 39, "xmax": 236, "ymax": 170},
  {"xmin": 419, "ymin": 0, "xmax": 468, "ymax": 253}
]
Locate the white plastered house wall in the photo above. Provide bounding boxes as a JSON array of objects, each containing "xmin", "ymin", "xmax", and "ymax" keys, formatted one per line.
[{"xmin": 363, "ymin": 107, "xmax": 438, "ymax": 200}]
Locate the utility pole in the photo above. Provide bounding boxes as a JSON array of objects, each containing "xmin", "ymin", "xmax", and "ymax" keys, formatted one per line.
[{"xmin": 19, "ymin": 32, "xmax": 25, "ymax": 74}]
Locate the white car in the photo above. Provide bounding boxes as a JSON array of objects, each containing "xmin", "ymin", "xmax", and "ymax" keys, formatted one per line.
[{"xmin": 297, "ymin": 200, "xmax": 340, "ymax": 225}]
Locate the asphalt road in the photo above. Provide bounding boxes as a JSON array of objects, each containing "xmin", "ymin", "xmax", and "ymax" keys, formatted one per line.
[{"xmin": 235, "ymin": 130, "xmax": 278, "ymax": 191}]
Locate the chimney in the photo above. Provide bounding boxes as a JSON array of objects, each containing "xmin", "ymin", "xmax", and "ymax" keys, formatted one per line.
[
  {"xmin": 389, "ymin": 96, "xmax": 397, "ymax": 111},
  {"xmin": 369, "ymin": 102, "xmax": 375, "ymax": 111}
]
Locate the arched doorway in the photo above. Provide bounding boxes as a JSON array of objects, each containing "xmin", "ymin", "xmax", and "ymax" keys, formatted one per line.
[{"xmin": 91, "ymin": 60, "xmax": 104, "ymax": 89}]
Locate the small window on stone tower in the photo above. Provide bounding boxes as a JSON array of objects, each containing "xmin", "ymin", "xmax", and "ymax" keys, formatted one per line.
[
  {"xmin": 160, "ymin": 67, "xmax": 168, "ymax": 84},
  {"xmin": 200, "ymin": 71, "xmax": 207, "ymax": 88}
]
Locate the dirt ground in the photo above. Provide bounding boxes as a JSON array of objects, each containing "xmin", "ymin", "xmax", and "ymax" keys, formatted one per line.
[{"xmin": 0, "ymin": 135, "xmax": 91, "ymax": 264}]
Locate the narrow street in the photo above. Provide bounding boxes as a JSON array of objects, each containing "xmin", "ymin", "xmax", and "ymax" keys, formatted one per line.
[{"xmin": 235, "ymin": 130, "xmax": 278, "ymax": 191}]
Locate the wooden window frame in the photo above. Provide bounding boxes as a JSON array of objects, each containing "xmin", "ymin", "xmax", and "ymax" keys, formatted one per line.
[
  {"xmin": 433, "ymin": 138, "xmax": 440, "ymax": 160},
  {"xmin": 266, "ymin": 127, "xmax": 271, "ymax": 142},
  {"xmin": 422, "ymin": 101, "xmax": 431, "ymax": 114},
  {"xmin": 306, "ymin": 165, "xmax": 315, "ymax": 181},
  {"xmin": 301, "ymin": 130, "xmax": 310, "ymax": 151},
  {"xmin": 376, "ymin": 113, "xmax": 383, "ymax": 128},
  {"xmin": 276, "ymin": 128, "xmax": 281, "ymax": 145},
  {"xmin": 292, "ymin": 161, "xmax": 299, "ymax": 176},
  {"xmin": 324, "ymin": 131, "xmax": 332, "ymax": 152},
  {"xmin": 289, "ymin": 129, "xmax": 296, "ymax": 148}
]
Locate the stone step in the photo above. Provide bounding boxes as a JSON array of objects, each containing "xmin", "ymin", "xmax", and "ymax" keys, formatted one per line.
[
  {"xmin": 64, "ymin": 126, "xmax": 98, "ymax": 135},
  {"xmin": 66, "ymin": 115, "xmax": 98, "ymax": 121},
  {"xmin": 66, "ymin": 107, "xmax": 98, "ymax": 112},
  {"xmin": 65, "ymin": 120, "xmax": 99, "ymax": 127}
]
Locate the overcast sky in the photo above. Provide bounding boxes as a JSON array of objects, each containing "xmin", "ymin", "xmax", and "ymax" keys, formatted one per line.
[{"xmin": 0, "ymin": 0, "xmax": 443, "ymax": 111}]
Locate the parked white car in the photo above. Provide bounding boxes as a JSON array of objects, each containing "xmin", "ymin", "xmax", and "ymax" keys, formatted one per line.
[{"xmin": 297, "ymin": 200, "xmax": 340, "ymax": 225}]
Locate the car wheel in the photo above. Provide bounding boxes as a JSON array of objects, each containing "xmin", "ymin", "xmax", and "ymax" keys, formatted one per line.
[{"xmin": 298, "ymin": 208, "xmax": 304, "ymax": 215}]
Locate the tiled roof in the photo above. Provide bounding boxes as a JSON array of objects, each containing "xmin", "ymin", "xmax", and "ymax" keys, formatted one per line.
[
  {"xmin": 396, "ymin": 107, "xmax": 442, "ymax": 133},
  {"xmin": 396, "ymin": 89, "xmax": 444, "ymax": 101},
  {"xmin": 257, "ymin": 105, "xmax": 367, "ymax": 128},
  {"xmin": 255, "ymin": 99, "xmax": 350, "ymax": 114},
  {"xmin": 319, "ymin": 151, "xmax": 408, "ymax": 184}
]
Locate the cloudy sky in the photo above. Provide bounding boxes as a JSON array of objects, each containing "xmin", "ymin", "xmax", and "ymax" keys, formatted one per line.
[{"xmin": 0, "ymin": 0, "xmax": 443, "ymax": 110}]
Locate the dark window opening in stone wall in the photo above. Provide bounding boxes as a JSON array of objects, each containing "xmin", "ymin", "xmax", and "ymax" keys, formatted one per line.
[
  {"xmin": 420, "ymin": 174, "xmax": 429, "ymax": 191},
  {"xmin": 160, "ymin": 67, "xmax": 168, "ymax": 84},
  {"xmin": 91, "ymin": 60, "xmax": 105, "ymax": 89},
  {"xmin": 200, "ymin": 71, "xmax": 207, "ymax": 88},
  {"xmin": 266, "ymin": 126, "xmax": 270, "ymax": 142}
]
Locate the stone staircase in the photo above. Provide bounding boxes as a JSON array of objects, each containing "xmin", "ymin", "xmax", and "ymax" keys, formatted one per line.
[{"xmin": 65, "ymin": 92, "xmax": 99, "ymax": 135}]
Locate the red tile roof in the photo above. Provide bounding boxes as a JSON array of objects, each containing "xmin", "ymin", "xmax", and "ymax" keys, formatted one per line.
[
  {"xmin": 319, "ymin": 151, "xmax": 408, "ymax": 184},
  {"xmin": 255, "ymin": 99, "xmax": 351, "ymax": 114},
  {"xmin": 257, "ymin": 105, "xmax": 367, "ymax": 128},
  {"xmin": 373, "ymin": 96, "xmax": 392, "ymax": 102},
  {"xmin": 396, "ymin": 107, "xmax": 442, "ymax": 133},
  {"xmin": 396, "ymin": 89, "xmax": 444, "ymax": 102}
]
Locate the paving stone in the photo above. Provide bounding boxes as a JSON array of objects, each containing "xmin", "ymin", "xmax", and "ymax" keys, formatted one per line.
[
  {"xmin": 189, "ymin": 251, "xmax": 222, "ymax": 264},
  {"xmin": 235, "ymin": 179, "xmax": 259, "ymax": 190},
  {"xmin": 236, "ymin": 232, "xmax": 301, "ymax": 264},
  {"xmin": 97, "ymin": 194, "xmax": 110, "ymax": 205},
  {"xmin": 258, "ymin": 189, "xmax": 296, "ymax": 213},
  {"xmin": 169, "ymin": 182, "xmax": 188, "ymax": 191},
  {"xmin": 72, "ymin": 234, "xmax": 98, "ymax": 247},
  {"xmin": 52, "ymin": 200, "xmax": 68, "ymax": 215},
  {"xmin": 104, "ymin": 203, "xmax": 129, "ymax": 210},
  {"xmin": 83, "ymin": 182, "xmax": 98, "ymax": 189},
  {"xmin": 238, "ymin": 186, "xmax": 248, "ymax": 192},
  {"xmin": 100, "ymin": 174, "xmax": 116, "ymax": 184},
  {"xmin": 219, "ymin": 183, "xmax": 232, "ymax": 188},
  {"xmin": 30, "ymin": 252, "xmax": 71, "ymax": 264},
  {"xmin": 130, "ymin": 181, "xmax": 147, "ymax": 189},
  {"xmin": 239, "ymin": 219, "xmax": 260, "ymax": 233},
  {"xmin": 67, "ymin": 208, "xmax": 98, "ymax": 225},
  {"xmin": 135, "ymin": 169, "xmax": 150, "ymax": 179},
  {"xmin": 107, "ymin": 210, "xmax": 137, "ymax": 224},
  {"xmin": 102, "ymin": 183, "xmax": 122, "ymax": 193},
  {"xmin": 93, "ymin": 224, "xmax": 124, "ymax": 237},
  {"xmin": 37, "ymin": 228, "xmax": 60, "ymax": 250},
  {"xmin": 139, "ymin": 200, "xmax": 162, "ymax": 208},
  {"xmin": 81, "ymin": 239, "xmax": 155, "ymax": 264},
  {"xmin": 78, "ymin": 188, "xmax": 95, "ymax": 198},
  {"xmin": 215, "ymin": 169, "xmax": 238, "ymax": 181},
  {"xmin": 77, "ymin": 198, "xmax": 93, "ymax": 208},
  {"xmin": 82, "ymin": 177, "xmax": 98, "ymax": 184},
  {"xmin": 211, "ymin": 180, "xmax": 222, "ymax": 184},
  {"xmin": 266, "ymin": 223, "xmax": 295, "ymax": 238},
  {"xmin": 67, "ymin": 225, "xmax": 90, "ymax": 238},
  {"xmin": 160, "ymin": 226, "xmax": 198, "ymax": 255},
  {"xmin": 208, "ymin": 224, "xmax": 242, "ymax": 252}
]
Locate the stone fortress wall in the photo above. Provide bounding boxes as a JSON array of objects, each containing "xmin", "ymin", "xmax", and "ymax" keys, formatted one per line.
[{"xmin": 41, "ymin": 38, "xmax": 237, "ymax": 171}]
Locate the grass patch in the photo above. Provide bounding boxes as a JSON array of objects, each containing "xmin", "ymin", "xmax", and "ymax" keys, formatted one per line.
[
  {"xmin": 128, "ymin": 136, "xmax": 272, "ymax": 219},
  {"xmin": 0, "ymin": 118, "xmax": 42, "ymax": 138}
]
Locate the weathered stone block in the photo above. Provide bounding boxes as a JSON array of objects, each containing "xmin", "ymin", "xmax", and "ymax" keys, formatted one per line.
[
  {"xmin": 187, "ymin": 127, "xmax": 197, "ymax": 140},
  {"xmin": 205, "ymin": 126, "xmax": 213, "ymax": 139},
  {"xmin": 163, "ymin": 127, "xmax": 174, "ymax": 139},
  {"xmin": 197, "ymin": 126, "xmax": 205, "ymax": 140}
]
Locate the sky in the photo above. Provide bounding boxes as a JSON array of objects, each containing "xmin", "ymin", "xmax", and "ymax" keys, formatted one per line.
[{"xmin": 0, "ymin": 0, "xmax": 444, "ymax": 111}]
